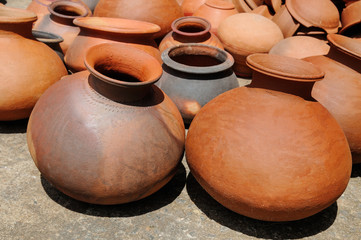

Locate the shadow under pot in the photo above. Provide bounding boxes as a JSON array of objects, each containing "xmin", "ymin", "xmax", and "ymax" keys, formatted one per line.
[{"xmin": 156, "ymin": 44, "xmax": 240, "ymax": 124}]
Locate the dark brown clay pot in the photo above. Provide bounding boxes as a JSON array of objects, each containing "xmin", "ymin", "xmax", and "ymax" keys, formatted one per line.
[
  {"xmin": 0, "ymin": 5, "xmax": 67, "ymax": 121},
  {"xmin": 27, "ymin": 43, "xmax": 185, "ymax": 205},
  {"xmin": 159, "ymin": 16, "xmax": 224, "ymax": 53},
  {"xmin": 157, "ymin": 44, "xmax": 239, "ymax": 124},
  {"xmin": 65, "ymin": 17, "xmax": 162, "ymax": 72},
  {"xmin": 93, "ymin": 0, "xmax": 183, "ymax": 38}
]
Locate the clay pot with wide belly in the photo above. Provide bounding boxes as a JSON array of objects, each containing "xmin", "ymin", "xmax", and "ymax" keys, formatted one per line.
[
  {"xmin": 185, "ymin": 53, "xmax": 352, "ymax": 221},
  {"xmin": 0, "ymin": 5, "xmax": 67, "ymax": 121},
  {"xmin": 65, "ymin": 17, "xmax": 162, "ymax": 72},
  {"xmin": 27, "ymin": 43, "xmax": 185, "ymax": 205},
  {"xmin": 157, "ymin": 44, "xmax": 239, "ymax": 124}
]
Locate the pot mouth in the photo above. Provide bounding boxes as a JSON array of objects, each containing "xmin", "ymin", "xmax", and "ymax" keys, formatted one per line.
[
  {"xmin": 0, "ymin": 5, "xmax": 37, "ymax": 24},
  {"xmin": 172, "ymin": 16, "xmax": 210, "ymax": 37},
  {"xmin": 162, "ymin": 44, "xmax": 234, "ymax": 74},
  {"xmin": 205, "ymin": 0, "xmax": 235, "ymax": 10},
  {"xmin": 246, "ymin": 53, "xmax": 324, "ymax": 81},
  {"xmin": 32, "ymin": 30, "xmax": 64, "ymax": 43},
  {"xmin": 73, "ymin": 17, "xmax": 161, "ymax": 36},
  {"xmin": 48, "ymin": 0, "xmax": 90, "ymax": 20},
  {"xmin": 327, "ymin": 33, "xmax": 361, "ymax": 60},
  {"xmin": 84, "ymin": 43, "xmax": 162, "ymax": 87}
]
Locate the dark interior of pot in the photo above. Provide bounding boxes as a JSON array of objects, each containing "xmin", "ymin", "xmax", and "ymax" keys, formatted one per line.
[
  {"xmin": 169, "ymin": 46, "xmax": 226, "ymax": 67},
  {"xmin": 53, "ymin": 5, "xmax": 85, "ymax": 16},
  {"xmin": 177, "ymin": 23, "xmax": 206, "ymax": 33},
  {"xmin": 94, "ymin": 62, "xmax": 141, "ymax": 83}
]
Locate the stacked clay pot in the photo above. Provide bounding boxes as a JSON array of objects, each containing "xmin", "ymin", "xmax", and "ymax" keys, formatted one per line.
[
  {"xmin": 186, "ymin": 53, "xmax": 352, "ymax": 221},
  {"xmin": 0, "ymin": 5, "xmax": 67, "ymax": 121},
  {"xmin": 27, "ymin": 43, "xmax": 185, "ymax": 204}
]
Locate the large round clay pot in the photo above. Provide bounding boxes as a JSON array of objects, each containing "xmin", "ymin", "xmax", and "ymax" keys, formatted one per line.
[
  {"xmin": 32, "ymin": 30, "xmax": 65, "ymax": 61},
  {"xmin": 27, "ymin": 43, "xmax": 185, "ymax": 205},
  {"xmin": 0, "ymin": 5, "xmax": 67, "ymax": 121},
  {"xmin": 65, "ymin": 17, "xmax": 162, "ymax": 72},
  {"xmin": 157, "ymin": 44, "xmax": 239, "ymax": 124},
  {"xmin": 33, "ymin": 0, "xmax": 91, "ymax": 54},
  {"xmin": 93, "ymin": 0, "xmax": 183, "ymax": 39},
  {"xmin": 185, "ymin": 54, "xmax": 352, "ymax": 221},
  {"xmin": 217, "ymin": 13, "xmax": 283, "ymax": 77},
  {"xmin": 159, "ymin": 16, "xmax": 223, "ymax": 53}
]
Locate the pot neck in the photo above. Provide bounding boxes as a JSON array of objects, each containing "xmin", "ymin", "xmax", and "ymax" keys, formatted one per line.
[{"xmin": 48, "ymin": 1, "xmax": 90, "ymax": 26}]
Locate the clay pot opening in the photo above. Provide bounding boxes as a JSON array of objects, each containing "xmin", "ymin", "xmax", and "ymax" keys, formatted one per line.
[
  {"xmin": 48, "ymin": 1, "xmax": 89, "ymax": 19},
  {"xmin": 172, "ymin": 17, "xmax": 210, "ymax": 36},
  {"xmin": 94, "ymin": 62, "xmax": 142, "ymax": 83}
]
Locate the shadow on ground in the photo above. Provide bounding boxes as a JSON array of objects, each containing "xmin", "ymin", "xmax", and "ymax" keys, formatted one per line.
[
  {"xmin": 0, "ymin": 0, "xmax": 7, "ymax": 5},
  {"xmin": 351, "ymin": 162, "xmax": 361, "ymax": 178},
  {"xmin": 0, "ymin": 118, "xmax": 28, "ymax": 134},
  {"xmin": 41, "ymin": 163, "xmax": 187, "ymax": 217},
  {"xmin": 186, "ymin": 173, "xmax": 338, "ymax": 239}
]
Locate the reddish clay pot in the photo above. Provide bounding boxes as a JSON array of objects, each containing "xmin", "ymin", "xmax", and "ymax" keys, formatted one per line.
[
  {"xmin": 251, "ymin": 5, "xmax": 273, "ymax": 19},
  {"xmin": 181, "ymin": 0, "xmax": 206, "ymax": 16},
  {"xmin": 65, "ymin": 17, "xmax": 162, "ymax": 72},
  {"xmin": 340, "ymin": 1, "xmax": 361, "ymax": 36},
  {"xmin": 272, "ymin": 5, "xmax": 300, "ymax": 38},
  {"xmin": 232, "ymin": 0, "xmax": 252, "ymax": 12},
  {"xmin": 33, "ymin": 0, "xmax": 91, "ymax": 54},
  {"xmin": 0, "ymin": 5, "xmax": 67, "ymax": 121},
  {"xmin": 157, "ymin": 44, "xmax": 239, "ymax": 124},
  {"xmin": 159, "ymin": 16, "xmax": 223, "ymax": 53},
  {"xmin": 94, "ymin": 0, "xmax": 183, "ymax": 38},
  {"xmin": 27, "ymin": 43, "xmax": 185, "ymax": 205},
  {"xmin": 32, "ymin": 30, "xmax": 64, "ymax": 61},
  {"xmin": 193, "ymin": 0, "xmax": 238, "ymax": 36}
]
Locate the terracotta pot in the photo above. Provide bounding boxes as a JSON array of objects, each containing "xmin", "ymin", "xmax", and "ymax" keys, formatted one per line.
[
  {"xmin": 81, "ymin": 0, "xmax": 100, "ymax": 11},
  {"xmin": 27, "ymin": 43, "xmax": 185, "ymax": 205},
  {"xmin": 65, "ymin": 17, "xmax": 162, "ymax": 72},
  {"xmin": 245, "ymin": 0, "xmax": 264, "ymax": 9},
  {"xmin": 340, "ymin": 0, "xmax": 361, "ymax": 36},
  {"xmin": 232, "ymin": 0, "xmax": 252, "ymax": 12},
  {"xmin": 33, "ymin": 0, "xmax": 91, "ymax": 54},
  {"xmin": 272, "ymin": 5, "xmax": 300, "ymax": 38},
  {"xmin": 265, "ymin": 0, "xmax": 281, "ymax": 13},
  {"xmin": 286, "ymin": 0, "xmax": 341, "ymax": 34},
  {"xmin": 0, "ymin": 5, "xmax": 67, "ymax": 121},
  {"xmin": 193, "ymin": 0, "xmax": 238, "ymax": 36},
  {"xmin": 304, "ymin": 55, "xmax": 361, "ymax": 163},
  {"xmin": 251, "ymin": 5, "xmax": 273, "ymax": 19},
  {"xmin": 181, "ymin": 0, "xmax": 206, "ymax": 16},
  {"xmin": 269, "ymin": 36, "xmax": 330, "ymax": 59},
  {"xmin": 159, "ymin": 16, "xmax": 223, "ymax": 53},
  {"xmin": 157, "ymin": 44, "xmax": 239, "ymax": 123},
  {"xmin": 94, "ymin": 0, "xmax": 183, "ymax": 38},
  {"xmin": 217, "ymin": 13, "xmax": 283, "ymax": 77},
  {"xmin": 32, "ymin": 30, "xmax": 64, "ymax": 61}
]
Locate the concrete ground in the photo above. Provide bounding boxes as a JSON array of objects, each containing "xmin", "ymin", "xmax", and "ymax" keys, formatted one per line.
[{"xmin": 1, "ymin": 1, "xmax": 361, "ymax": 239}]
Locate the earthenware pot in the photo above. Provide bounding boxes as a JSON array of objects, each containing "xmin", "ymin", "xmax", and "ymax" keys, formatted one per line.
[
  {"xmin": 33, "ymin": 0, "xmax": 91, "ymax": 54},
  {"xmin": 32, "ymin": 30, "xmax": 64, "ymax": 61},
  {"xmin": 272, "ymin": 5, "xmax": 300, "ymax": 38},
  {"xmin": 181, "ymin": 0, "xmax": 206, "ymax": 16},
  {"xmin": 94, "ymin": 0, "xmax": 183, "ymax": 38},
  {"xmin": 159, "ymin": 16, "xmax": 223, "ymax": 53},
  {"xmin": 251, "ymin": 5, "xmax": 272, "ymax": 19},
  {"xmin": 265, "ymin": 0, "xmax": 281, "ymax": 13},
  {"xmin": 186, "ymin": 53, "xmax": 351, "ymax": 221},
  {"xmin": 157, "ymin": 44, "xmax": 239, "ymax": 124},
  {"xmin": 27, "ymin": 43, "xmax": 185, "ymax": 205},
  {"xmin": 232, "ymin": 0, "xmax": 252, "ymax": 12},
  {"xmin": 65, "ymin": 17, "xmax": 162, "ymax": 72},
  {"xmin": 340, "ymin": 0, "xmax": 361, "ymax": 36},
  {"xmin": 193, "ymin": 0, "xmax": 238, "ymax": 36},
  {"xmin": 0, "ymin": 5, "xmax": 67, "ymax": 121},
  {"xmin": 217, "ymin": 13, "xmax": 283, "ymax": 77}
]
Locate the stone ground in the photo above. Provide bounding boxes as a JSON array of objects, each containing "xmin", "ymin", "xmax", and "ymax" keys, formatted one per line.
[{"xmin": 1, "ymin": 1, "xmax": 361, "ymax": 239}]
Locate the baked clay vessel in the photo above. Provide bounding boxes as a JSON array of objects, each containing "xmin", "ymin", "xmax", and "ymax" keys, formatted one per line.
[
  {"xmin": 181, "ymin": 0, "xmax": 206, "ymax": 16},
  {"xmin": 304, "ymin": 55, "xmax": 361, "ymax": 163},
  {"xmin": 265, "ymin": 0, "xmax": 281, "ymax": 13},
  {"xmin": 0, "ymin": 5, "xmax": 67, "ymax": 121},
  {"xmin": 157, "ymin": 44, "xmax": 239, "ymax": 124},
  {"xmin": 65, "ymin": 17, "xmax": 162, "ymax": 72},
  {"xmin": 159, "ymin": 16, "xmax": 223, "ymax": 53},
  {"xmin": 269, "ymin": 36, "xmax": 330, "ymax": 59},
  {"xmin": 33, "ymin": 0, "xmax": 91, "ymax": 54},
  {"xmin": 94, "ymin": 0, "xmax": 183, "ymax": 38},
  {"xmin": 251, "ymin": 5, "xmax": 273, "ymax": 19},
  {"xmin": 286, "ymin": 0, "xmax": 340, "ymax": 34},
  {"xmin": 232, "ymin": 0, "xmax": 252, "ymax": 12},
  {"xmin": 27, "ymin": 43, "xmax": 185, "ymax": 205},
  {"xmin": 217, "ymin": 13, "xmax": 283, "ymax": 77},
  {"xmin": 32, "ymin": 30, "xmax": 64, "ymax": 61},
  {"xmin": 340, "ymin": 0, "xmax": 361, "ymax": 36},
  {"xmin": 272, "ymin": 5, "xmax": 300, "ymax": 38},
  {"xmin": 193, "ymin": 0, "xmax": 238, "ymax": 36}
]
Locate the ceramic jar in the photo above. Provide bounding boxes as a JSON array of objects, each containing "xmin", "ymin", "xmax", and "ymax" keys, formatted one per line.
[
  {"xmin": 65, "ymin": 17, "xmax": 162, "ymax": 72},
  {"xmin": 33, "ymin": 0, "xmax": 91, "ymax": 54},
  {"xmin": 185, "ymin": 53, "xmax": 352, "ymax": 221},
  {"xmin": 159, "ymin": 16, "xmax": 223, "ymax": 53},
  {"xmin": 27, "ymin": 43, "xmax": 185, "ymax": 205},
  {"xmin": 157, "ymin": 44, "xmax": 239, "ymax": 124},
  {"xmin": 32, "ymin": 30, "xmax": 64, "ymax": 61},
  {"xmin": 94, "ymin": 0, "xmax": 183, "ymax": 38},
  {"xmin": 181, "ymin": 0, "xmax": 206, "ymax": 16},
  {"xmin": 193, "ymin": 0, "xmax": 238, "ymax": 36},
  {"xmin": 0, "ymin": 6, "xmax": 67, "ymax": 121},
  {"xmin": 217, "ymin": 13, "xmax": 283, "ymax": 77}
]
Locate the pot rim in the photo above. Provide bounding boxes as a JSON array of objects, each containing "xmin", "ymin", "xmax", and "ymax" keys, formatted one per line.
[
  {"xmin": 0, "ymin": 5, "xmax": 37, "ymax": 24},
  {"xmin": 32, "ymin": 30, "xmax": 64, "ymax": 43},
  {"xmin": 171, "ymin": 16, "xmax": 211, "ymax": 37},
  {"xmin": 327, "ymin": 33, "xmax": 361, "ymax": 60},
  {"xmin": 339, "ymin": 1, "xmax": 361, "ymax": 34},
  {"xmin": 48, "ymin": 0, "xmax": 90, "ymax": 20}
]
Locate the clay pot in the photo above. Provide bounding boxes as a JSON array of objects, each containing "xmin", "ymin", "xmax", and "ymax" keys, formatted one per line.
[
  {"xmin": 232, "ymin": 0, "xmax": 252, "ymax": 12},
  {"xmin": 304, "ymin": 55, "xmax": 361, "ymax": 163},
  {"xmin": 33, "ymin": 0, "xmax": 91, "ymax": 54},
  {"xmin": 65, "ymin": 17, "xmax": 162, "ymax": 72},
  {"xmin": 251, "ymin": 5, "xmax": 273, "ymax": 19},
  {"xmin": 217, "ymin": 13, "xmax": 283, "ymax": 77},
  {"xmin": 94, "ymin": 0, "xmax": 183, "ymax": 39},
  {"xmin": 271, "ymin": 5, "xmax": 300, "ymax": 38},
  {"xmin": 269, "ymin": 36, "xmax": 330, "ymax": 59},
  {"xmin": 27, "ymin": 43, "xmax": 185, "ymax": 205},
  {"xmin": 340, "ymin": 0, "xmax": 361, "ymax": 36},
  {"xmin": 193, "ymin": 0, "xmax": 238, "ymax": 36},
  {"xmin": 181, "ymin": 0, "xmax": 206, "ymax": 16},
  {"xmin": 157, "ymin": 44, "xmax": 239, "ymax": 123},
  {"xmin": 159, "ymin": 16, "xmax": 223, "ymax": 53},
  {"xmin": 81, "ymin": 0, "xmax": 100, "ymax": 11},
  {"xmin": 286, "ymin": 0, "xmax": 341, "ymax": 34},
  {"xmin": 265, "ymin": 0, "xmax": 281, "ymax": 13},
  {"xmin": 0, "ymin": 5, "xmax": 67, "ymax": 121},
  {"xmin": 32, "ymin": 30, "xmax": 64, "ymax": 61}
]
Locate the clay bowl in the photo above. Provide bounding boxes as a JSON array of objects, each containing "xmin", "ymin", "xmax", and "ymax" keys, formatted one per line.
[{"xmin": 340, "ymin": 0, "xmax": 361, "ymax": 35}]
